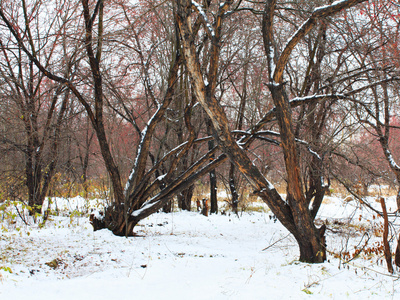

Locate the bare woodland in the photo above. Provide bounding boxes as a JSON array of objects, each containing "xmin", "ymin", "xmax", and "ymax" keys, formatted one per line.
[{"xmin": 0, "ymin": 0, "xmax": 400, "ymax": 264}]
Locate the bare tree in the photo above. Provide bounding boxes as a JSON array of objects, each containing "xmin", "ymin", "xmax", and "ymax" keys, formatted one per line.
[
  {"xmin": 4, "ymin": 0, "xmax": 397, "ymax": 266},
  {"xmin": 0, "ymin": 0, "xmax": 75, "ymax": 214},
  {"xmin": 316, "ymin": 0, "xmax": 400, "ymax": 208},
  {"xmin": 175, "ymin": 0, "xmax": 370, "ymax": 262},
  {"xmin": 0, "ymin": 0, "xmax": 215, "ymax": 235}
]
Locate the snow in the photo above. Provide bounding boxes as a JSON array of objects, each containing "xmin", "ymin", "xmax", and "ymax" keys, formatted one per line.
[
  {"xmin": 313, "ymin": 0, "xmax": 351, "ymax": 14},
  {"xmin": 156, "ymin": 174, "xmax": 167, "ymax": 181},
  {"xmin": 281, "ymin": 0, "xmax": 356, "ymax": 67},
  {"xmin": 385, "ymin": 150, "xmax": 400, "ymax": 170},
  {"xmin": 308, "ymin": 147, "xmax": 321, "ymax": 160},
  {"xmin": 125, "ymin": 108, "xmax": 157, "ymax": 195},
  {"xmin": 290, "ymin": 93, "xmax": 346, "ymax": 104},
  {"xmin": 192, "ymin": 1, "xmax": 215, "ymax": 37},
  {"xmin": 131, "ymin": 200, "xmax": 158, "ymax": 217},
  {"xmin": 269, "ymin": 46, "xmax": 276, "ymax": 76},
  {"xmin": 1, "ymin": 195, "xmax": 400, "ymax": 299}
]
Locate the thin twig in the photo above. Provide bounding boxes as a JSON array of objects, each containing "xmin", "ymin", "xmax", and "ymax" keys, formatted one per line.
[{"xmin": 262, "ymin": 233, "xmax": 290, "ymax": 251}]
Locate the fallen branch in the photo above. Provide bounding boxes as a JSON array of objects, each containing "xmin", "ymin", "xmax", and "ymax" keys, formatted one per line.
[{"xmin": 262, "ymin": 233, "xmax": 290, "ymax": 251}]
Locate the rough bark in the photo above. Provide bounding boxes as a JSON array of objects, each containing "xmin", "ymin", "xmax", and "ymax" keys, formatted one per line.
[
  {"xmin": 395, "ymin": 233, "xmax": 400, "ymax": 268},
  {"xmin": 206, "ymin": 118, "xmax": 218, "ymax": 214},
  {"xmin": 175, "ymin": 0, "xmax": 366, "ymax": 263},
  {"xmin": 178, "ymin": 185, "xmax": 194, "ymax": 211},
  {"xmin": 177, "ymin": 0, "xmax": 296, "ymax": 237},
  {"xmin": 380, "ymin": 198, "xmax": 394, "ymax": 273},
  {"xmin": 229, "ymin": 163, "xmax": 239, "ymax": 214},
  {"xmin": 260, "ymin": 0, "xmax": 366, "ymax": 263}
]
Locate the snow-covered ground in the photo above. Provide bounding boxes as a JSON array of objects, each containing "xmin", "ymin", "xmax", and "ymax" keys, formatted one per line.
[{"xmin": 1, "ymin": 195, "xmax": 399, "ymax": 299}]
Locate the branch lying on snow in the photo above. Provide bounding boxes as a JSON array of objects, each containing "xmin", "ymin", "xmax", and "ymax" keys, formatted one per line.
[{"xmin": 262, "ymin": 233, "xmax": 291, "ymax": 251}]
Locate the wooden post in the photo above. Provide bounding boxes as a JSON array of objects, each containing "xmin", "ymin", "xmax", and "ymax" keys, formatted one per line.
[
  {"xmin": 395, "ymin": 233, "xmax": 400, "ymax": 268},
  {"xmin": 380, "ymin": 197, "xmax": 394, "ymax": 274},
  {"xmin": 201, "ymin": 198, "xmax": 209, "ymax": 217},
  {"xmin": 196, "ymin": 199, "xmax": 202, "ymax": 212}
]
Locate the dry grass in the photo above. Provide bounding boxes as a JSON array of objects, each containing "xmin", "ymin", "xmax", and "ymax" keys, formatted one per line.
[
  {"xmin": 328, "ymin": 181, "xmax": 396, "ymax": 198},
  {"xmin": 192, "ymin": 180, "xmax": 397, "ymax": 213}
]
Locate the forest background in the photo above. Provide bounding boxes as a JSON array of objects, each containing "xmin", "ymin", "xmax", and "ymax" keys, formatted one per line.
[{"xmin": 0, "ymin": 0, "xmax": 400, "ymax": 266}]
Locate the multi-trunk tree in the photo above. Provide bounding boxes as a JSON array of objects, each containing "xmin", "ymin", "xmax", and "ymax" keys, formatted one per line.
[
  {"xmin": 3, "ymin": 0, "xmax": 397, "ymax": 265},
  {"xmin": 0, "ymin": 0, "xmax": 216, "ymax": 235},
  {"xmin": 175, "ymin": 0, "xmax": 369, "ymax": 262}
]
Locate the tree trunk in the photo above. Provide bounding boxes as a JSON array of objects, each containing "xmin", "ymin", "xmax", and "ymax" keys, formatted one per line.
[
  {"xmin": 397, "ymin": 188, "xmax": 400, "ymax": 213},
  {"xmin": 162, "ymin": 200, "xmax": 173, "ymax": 213},
  {"xmin": 176, "ymin": 0, "xmax": 328, "ymax": 263},
  {"xmin": 91, "ymin": 203, "xmax": 139, "ymax": 237},
  {"xmin": 207, "ymin": 118, "xmax": 218, "ymax": 214},
  {"xmin": 380, "ymin": 198, "xmax": 394, "ymax": 273},
  {"xmin": 395, "ymin": 233, "xmax": 400, "ymax": 268},
  {"xmin": 229, "ymin": 163, "xmax": 239, "ymax": 214},
  {"xmin": 294, "ymin": 222, "xmax": 326, "ymax": 262},
  {"xmin": 178, "ymin": 185, "xmax": 194, "ymax": 211}
]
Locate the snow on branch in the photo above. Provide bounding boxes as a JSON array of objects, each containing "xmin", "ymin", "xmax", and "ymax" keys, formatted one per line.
[
  {"xmin": 234, "ymin": 130, "xmax": 323, "ymax": 160},
  {"xmin": 131, "ymin": 200, "xmax": 158, "ymax": 217},
  {"xmin": 275, "ymin": 0, "xmax": 368, "ymax": 82},
  {"xmin": 385, "ymin": 149, "xmax": 400, "ymax": 171},
  {"xmin": 124, "ymin": 104, "xmax": 161, "ymax": 196},
  {"xmin": 312, "ymin": 0, "xmax": 365, "ymax": 15},
  {"xmin": 268, "ymin": 46, "xmax": 276, "ymax": 77},
  {"xmin": 191, "ymin": 1, "xmax": 215, "ymax": 37},
  {"xmin": 289, "ymin": 93, "xmax": 346, "ymax": 105},
  {"xmin": 237, "ymin": 92, "xmax": 347, "ymax": 146},
  {"xmin": 307, "ymin": 146, "xmax": 321, "ymax": 160}
]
